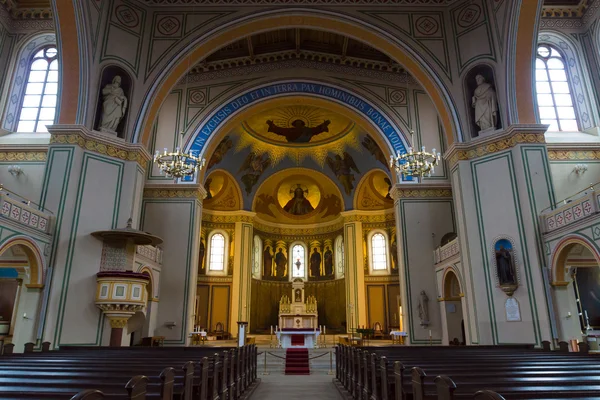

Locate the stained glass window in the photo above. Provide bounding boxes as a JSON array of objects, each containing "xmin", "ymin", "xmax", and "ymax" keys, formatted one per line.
[
  {"xmin": 371, "ymin": 233, "xmax": 388, "ymax": 271},
  {"xmin": 209, "ymin": 233, "xmax": 226, "ymax": 271},
  {"xmin": 535, "ymin": 45, "xmax": 578, "ymax": 132},
  {"xmin": 17, "ymin": 47, "xmax": 59, "ymax": 133},
  {"xmin": 292, "ymin": 244, "xmax": 305, "ymax": 278}
]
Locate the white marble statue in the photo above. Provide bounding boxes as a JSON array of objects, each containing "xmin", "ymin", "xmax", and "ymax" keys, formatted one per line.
[
  {"xmin": 99, "ymin": 76, "xmax": 128, "ymax": 134},
  {"xmin": 471, "ymin": 74, "xmax": 498, "ymax": 133}
]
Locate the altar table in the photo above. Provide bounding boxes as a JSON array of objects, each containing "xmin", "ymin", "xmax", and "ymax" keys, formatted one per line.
[{"xmin": 277, "ymin": 329, "xmax": 320, "ymax": 348}]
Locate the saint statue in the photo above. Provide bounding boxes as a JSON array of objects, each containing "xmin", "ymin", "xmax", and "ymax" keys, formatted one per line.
[
  {"xmin": 496, "ymin": 244, "xmax": 516, "ymax": 285},
  {"xmin": 99, "ymin": 76, "xmax": 128, "ymax": 134},
  {"xmin": 417, "ymin": 290, "xmax": 429, "ymax": 326},
  {"xmin": 283, "ymin": 185, "xmax": 314, "ymax": 215},
  {"xmin": 310, "ymin": 248, "xmax": 322, "ymax": 278},
  {"xmin": 471, "ymin": 74, "xmax": 498, "ymax": 133},
  {"xmin": 263, "ymin": 246, "xmax": 273, "ymax": 278},
  {"xmin": 266, "ymin": 119, "xmax": 330, "ymax": 143},
  {"xmin": 324, "ymin": 247, "xmax": 333, "ymax": 276},
  {"xmin": 275, "ymin": 248, "xmax": 287, "ymax": 278}
]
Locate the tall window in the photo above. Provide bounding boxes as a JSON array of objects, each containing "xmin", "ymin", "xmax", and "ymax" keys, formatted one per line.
[
  {"xmin": 371, "ymin": 233, "xmax": 388, "ymax": 271},
  {"xmin": 291, "ymin": 244, "xmax": 305, "ymax": 278},
  {"xmin": 535, "ymin": 45, "xmax": 578, "ymax": 132},
  {"xmin": 17, "ymin": 47, "xmax": 59, "ymax": 133},
  {"xmin": 209, "ymin": 233, "xmax": 226, "ymax": 271}
]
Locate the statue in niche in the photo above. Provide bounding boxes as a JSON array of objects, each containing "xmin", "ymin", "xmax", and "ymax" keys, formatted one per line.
[
  {"xmin": 417, "ymin": 290, "xmax": 430, "ymax": 326},
  {"xmin": 310, "ymin": 248, "xmax": 322, "ymax": 278},
  {"xmin": 99, "ymin": 76, "xmax": 128, "ymax": 134},
  {"xmin": 266, "ymin": 119, "xmax": 330, "ymax": 143},
  {"xmin": 263, "ymin": 246, "xmax": 273, "ymax": 278},
  {"xmin": 295, "ymin": 289, "xmax": 302, "ymax": 303},
  {"xmin": 275, "ymin": 248, "xmax": 288, "ymax": 278},
  {"xmin": 239, "ymin": 152, "xmax": 271, "ymax": 195},
  {"xmin": 495, "ymin": 239, "xmax": 516, "ymax": 285},
  {"xmin": 324, "ymin": 246, "xmax": 333, "ymax": 276},
  {"xmin": 326, "ymin": 152, "xmax": 360, "ymax": 195},
  {"xmin": 283, "ymin": 185, "xmax": 314, "ymax": 215},
  {"xmin": 471, "ymin": 74, "xmax": 498, "ymax": 133}
]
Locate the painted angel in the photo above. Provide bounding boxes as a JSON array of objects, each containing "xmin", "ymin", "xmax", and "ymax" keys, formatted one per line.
[
  {"xmin": 238, "ymin": 152, "xmax": 270, "ymax": 195},
  {"xmin": 326, "ymin": 152, "xmax": 360, "ymax": 195}
]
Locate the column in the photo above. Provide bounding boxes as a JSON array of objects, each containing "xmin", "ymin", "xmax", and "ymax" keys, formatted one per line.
[
  {"xmin": 390, "ymin": 184, "xmax": 454, "ymax": 345},
  {"xmin": 341, "ymin": 212, "xmax": 366, "ymax": 332},
  {"xmin": 446, "ymin": 124, "xmax": 553, "ymax": 346},
  {"xmin": 230, "ymin": 213, "xmax": 255, "ymax": 336},
  {"xmin": 141, "ymin": 184, "xmax": 205, "ymax": 345},
  {"xmin": 41, "ymin": 125, "xmax": 150, "ymax": 348}
]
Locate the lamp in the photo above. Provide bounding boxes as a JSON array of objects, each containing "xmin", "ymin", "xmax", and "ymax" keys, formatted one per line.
[
  {"xmin": 390, "ymin": 130, "xmax": 440, "ymax": 178},
  {"xmin": 153, "ymin": 35, "xmax": 205, "ymax": 179}
]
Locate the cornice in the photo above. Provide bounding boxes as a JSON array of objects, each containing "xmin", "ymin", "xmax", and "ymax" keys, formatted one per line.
[
  {"xmin": 201, "ymin": 209, "xmax": 255, "ymax": 224},
  {"xmin": 48, "ymin": 125, "xmax": 152, "ymax": 169},
  {"xmin": 0, "ymin": 3, "xmax": 53, "ymax": 32},
  {"xmin": 197, "ymin": 275, "xmax": 233, "ymax": 283},
  {"xmin": 0, "ymin": 144, "xmax": 47, "ymax": 162},
  {"xmin": 542, "ymin": 0, "xmax": 591, "ymax": 18},
  {"xmin": 546, "ymin": 142, "xmax": 600, "ymax": 161},
  {"xmin": 389, "ymin": 183, "xmax": 452, "ymax": 201},
  {"xmin": 144, "ymin": 183, "xmax": 207, "ymax": 201},
  {"xmin": 444, "ymin": 124, "xmax": 547, "ymax": 167},
  {"xmin": 341, "ymin": 208, "xmax": 396, "ymax": 223},
  {"xmin": 364, "ymin": 274, "xmax": 399, "ymax": 282}
]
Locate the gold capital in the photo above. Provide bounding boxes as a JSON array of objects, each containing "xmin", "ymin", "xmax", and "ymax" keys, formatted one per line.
[{"xmin": 109, "ymin": 318, "xmax": 129, "ymax": 329}]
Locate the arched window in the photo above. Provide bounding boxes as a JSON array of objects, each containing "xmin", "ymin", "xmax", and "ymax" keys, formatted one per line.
[
  {"xmin": 535, "ymin": 45, "xmax": 578, "ymax": 132},
  {"xmin": 370, "ymin": 232, "xmax": 389, "ymax": 273},
  {"xmin": 252, "ymin": 235, "xmax": 262, "ymax": 279},
  {"xmin": 208, "ymin": 233, "xmax": 226, "ymax": 273},
  {"xmin": 335, "ymin": 235, "xmax": 344, "ymax": 278},
  {"xmin": 16, "ymin": 46, "xmax": 59, "ymax": 133},
  {"xmin": 291, "ymin": 244, "xmax": 306, "ymax": 279}
]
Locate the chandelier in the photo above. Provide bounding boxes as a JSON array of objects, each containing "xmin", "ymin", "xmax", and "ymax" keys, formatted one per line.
[
  {"xmin": 389, "ymin": 131, "xmax": 441, "ymax": 178},
  {"xmin": 154, "ymin": 135, "xmax": 205, "ymax": 179},
  {"xmin": 153, "ymin": 41, "xmax": 206, "ymax": 179}
]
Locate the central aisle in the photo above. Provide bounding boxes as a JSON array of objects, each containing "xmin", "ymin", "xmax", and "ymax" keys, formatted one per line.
[{"xmin": 250, "ymin": 373, "xmax": 342, "ymax": 400}]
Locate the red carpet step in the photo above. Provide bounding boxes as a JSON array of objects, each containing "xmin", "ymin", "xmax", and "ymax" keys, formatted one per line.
[{"xmin": 285, "ymin": 348, "xmax": 310, "ymax": 375}]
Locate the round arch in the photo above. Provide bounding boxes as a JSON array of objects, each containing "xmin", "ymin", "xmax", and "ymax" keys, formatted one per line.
[
  {"xmin": 353, "ymin": 168, "xmax": 393, "ymax": 210},
  {"xmin": 0, "ymin": 235, "xmax": 46, "ymax": 288},
  {"xmin": 442, "ymin": 267, "xmax": 463, "ymax": 300},
  {"xmin": 203, "ymin": 168, "xmax": 244, "ymax": 211},
  {"xmin": 550, "ymin": 235, "xmax": 600, "ymax": 286},
  {"xmin": 138, "ymin": 266, "xmax": 156, "ymax": 301},
  {"xmin": 133, "ymin": 11, "xmax": 460, "ymax": 146}
]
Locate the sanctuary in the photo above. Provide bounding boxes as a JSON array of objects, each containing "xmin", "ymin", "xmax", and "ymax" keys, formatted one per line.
[{"xmin": 1, "ymin": 0, "xmax": 600, "ymax": 359}]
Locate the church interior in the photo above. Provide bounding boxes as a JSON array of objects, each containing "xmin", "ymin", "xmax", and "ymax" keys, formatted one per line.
[{"xmin": 2, "ymin": 0, "xmax": 600, "ymax": 398}]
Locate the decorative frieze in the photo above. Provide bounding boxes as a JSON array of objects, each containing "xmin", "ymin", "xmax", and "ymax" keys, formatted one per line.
[
  {"xmin": 143, "ymin": 183, "xmax": 207, "ymax": 202},
  {"xmin": 48, "ymin": 125, "xmax": 152, "ymax": 169},
  {"xmin": 390, "ymin": 184, "xmax": 452, "ymax": 201},
  {"xmin": 547, "ymin": 144, "xmax": 600, "ymax": 162},
  {"xmin": 0, "ymin": 150, "xmax": 46, "ymax": 162},
  {"xmin": 445, "ymin": 125, "xmax": 547, "ymax": 168}
]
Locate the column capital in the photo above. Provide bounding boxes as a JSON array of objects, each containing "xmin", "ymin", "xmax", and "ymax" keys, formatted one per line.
[
  {"xmin": 108, "ymin": 317, "xmax": 129, "ymax": 329},
  {"xmin": 390, "ymin": 184, "xmax": 452, "ymax": 201},
  {"xmin": 444, "ymin": 124, "xmax": 547, "ymax": 168},
  {"xmin": 202, "ymin": 209, "xmax": 256, "ymax": 224},
  {"xmin": 144, "ymin": 183, "xmax": 207, "ymax": 202},
  {"xmin": 47, "ymin": 125, "xmax": 152, "ymax": 170},
  {"xmin": 340, "ymin": 209, "xmax": 394, "ymax": 224}
]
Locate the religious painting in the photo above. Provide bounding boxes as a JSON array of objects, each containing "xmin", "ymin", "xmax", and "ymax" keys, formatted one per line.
[
  {"xmin": 266, "ymin": 119, "xmax": 331, "ymax": 143},
  {"xmin": 238, "ymin": 152, "xmax": 271, "ymax": 195},
  {"xmin": 320, "ymin": 194, "xmax": 342, "ymax": 218},
  {"xmin": 208, "ymin": 136, "xmax": 233, "ymax": 169},
  {"xmin": 493, "ymin": 238, "xmax": 518, "ymax": 295},
  {"xmin": 198, "ymin": 238, "xmax": 206, "ymax": 272},
  {"xmin": 273, "ymin": 246, "xmax": 288, "ymax": 280},
  {"xmin": 309, "ymin": 248, "xmax": 322, "ymax": 279},
  {"xmin": 326, "ymin": 152, "xmax": 360, "ymax": 195},
  {"xmin": 277, "ymin": 177, "xmax": 321, "ymax": 217},
  {"xmin": 323, "ymin": 246, "xmax": 334, "ymax": 276},
  {"xmin": 263, "ymin": 245, "xmax": 274, "ymax": 278},
  {"xmin": 390, "ymin": 236, "xmax": 399, "ymax": 272},
  {"xmin": 335, "ymin": 235, "xmax": 345, "ymax": 278},
  {"xmin": 204, "ymin": 172, "xmax": 225, "ymax": 200},
  {"xmin": 362, "ymin": 135, "xmax": 388, "ymax": 168}
]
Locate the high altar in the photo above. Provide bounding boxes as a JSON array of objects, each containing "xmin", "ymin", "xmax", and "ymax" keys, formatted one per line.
[{"xmin": 277, "ymin": 279, "xmax": 319, "ymax": 348}]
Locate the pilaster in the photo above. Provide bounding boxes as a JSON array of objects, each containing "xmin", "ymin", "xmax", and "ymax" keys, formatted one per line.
[
  {"xmin": 229, "ymin": 212, "xmax": 255, "ymax": 334},
  {"xmin": 141, "ymin": 183, "xmax": 206, "ymax": 345},
  {"xmin": 341, "ymin": 211, "xmax": 367, "ymax": 332},
  {"xmin": 41, "ymin": 125, "xmax": 151, "ymax": 348},
  {"xmin": 390, "ymin": 184, "xmax": 453, "ymax": 345},
  {"xmin": 445, "ymin": 124, "xmax": 554, "ymax": 346}
]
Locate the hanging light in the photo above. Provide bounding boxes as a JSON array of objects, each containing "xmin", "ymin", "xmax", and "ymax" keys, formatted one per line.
[
  {"xmin": 389, "ymin": 130, "xmax": 441, "ymax": 178},
  {"xmin": 153, "ymin": 37, "xmax": 205, "ymax": 179}
]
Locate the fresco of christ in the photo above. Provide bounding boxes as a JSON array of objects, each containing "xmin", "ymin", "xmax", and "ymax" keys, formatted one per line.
[{"xmin": 266, "ymin": 119, "xmax": 331, "ymax": 143}]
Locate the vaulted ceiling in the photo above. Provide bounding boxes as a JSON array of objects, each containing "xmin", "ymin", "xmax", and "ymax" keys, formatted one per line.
[{"xmin": 0, "ymin": 0, "xmax": 51, "ymax": 19}]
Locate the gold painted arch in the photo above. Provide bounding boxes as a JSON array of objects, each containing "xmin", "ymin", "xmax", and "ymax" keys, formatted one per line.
[
  {"xmin": 550, "ymin": 235, "xmax": 600, "ymax": 287},
  {"xmin": 0, "ymin": 236, "xmax": 45, "ymax": 288},
  {"xmin": 134, "ymin": 12, "xmax": 461, "ymax": 146}
]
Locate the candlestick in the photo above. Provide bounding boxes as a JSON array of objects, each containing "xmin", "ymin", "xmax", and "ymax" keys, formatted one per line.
[
  {"xmin": 324, "ymin": 326, "xmax": 326, "ymax": 335},
  {"xmin": 271, "ymin": 325, "xmax": 273, "ymax": 335},
  {"xmin": 276, "ymin": 325, "xmax": 278, "ymax": 332},
  {"xmin": 585, "ymin": 310, "xmax": 589, "ymax": 320},
  {"xmin": 429, "ymin": 329, "xmax": 432, "ymax": 337}
]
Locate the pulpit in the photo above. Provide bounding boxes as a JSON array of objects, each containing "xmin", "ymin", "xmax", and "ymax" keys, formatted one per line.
[{"xmin": 276, "ymin": 278, "xmax": 319, "ymax": 348}]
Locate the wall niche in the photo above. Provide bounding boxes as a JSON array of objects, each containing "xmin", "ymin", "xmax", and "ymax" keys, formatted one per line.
[
  {"xmin": 94, "ymin": 65, "xmax": 132, "ymax": 139},
  {"xmin": 464, "ymin": 64, "xmax": 501, "ymax": 138}
]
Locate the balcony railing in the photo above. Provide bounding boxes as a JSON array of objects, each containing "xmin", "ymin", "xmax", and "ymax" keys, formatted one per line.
[
  {"xmin": 0, "ymin": 185, "xmax": 53, "ymax": 235},
  {"xmin": 540, "ymin": 190, "xmax": 598, "ymax": 234},
  {"xmin": 433, "ymin": 237, "xmax": 460, "ymax": 265}
]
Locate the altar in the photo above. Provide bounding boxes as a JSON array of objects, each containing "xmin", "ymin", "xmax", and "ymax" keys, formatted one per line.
[{"xmin": 277, "ymin": 278, "xmax": 319, "ymax": 348}]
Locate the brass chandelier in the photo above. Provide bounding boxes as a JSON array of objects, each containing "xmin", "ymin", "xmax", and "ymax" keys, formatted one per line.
[
  {"xmin": 389, "ymin": 131, "xmax": 441, "ymax": 178},
  {"xmin": 153, "ymin": 42, "xmax": 206, "ymax": 179}
]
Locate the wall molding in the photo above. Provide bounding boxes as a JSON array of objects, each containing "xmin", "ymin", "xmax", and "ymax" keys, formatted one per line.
[{"xmin": 143, "ymin": 183, "xmax": 208, "ymax": 202}]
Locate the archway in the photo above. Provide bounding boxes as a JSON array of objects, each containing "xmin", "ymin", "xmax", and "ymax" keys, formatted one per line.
[
  {"xmin": 133, "ymin": 12, "xmax": 461, "ymax": 146},
  {"xmin": 0, "ymin": 236, "xmax": 46, "ymax": 352},
  {"xmin": 550, "ymin": 237, "xmax": 600, "ymax": 345},
  {"xmin": 441, "ymin": 268, "xmax": 465, "ymax": 345}
]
